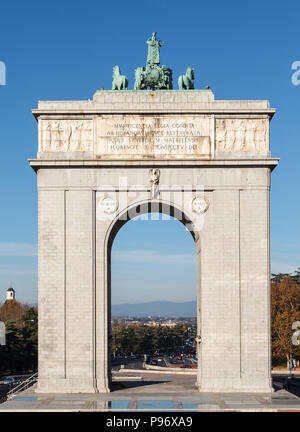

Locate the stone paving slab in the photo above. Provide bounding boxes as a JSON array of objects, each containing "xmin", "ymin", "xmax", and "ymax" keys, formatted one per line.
[
  {"xmin": 1, "ymin": 391, "xmax": 299, "ymax": 412},
  {"xmin": 1, "ymin": 373, "xmax": 300, "ymax": 412}
]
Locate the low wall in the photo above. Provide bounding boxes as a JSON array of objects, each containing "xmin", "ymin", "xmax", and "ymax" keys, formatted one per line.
[{"xmin": 117, "ymin": 364, "xmax": 197, "ymax": 375}]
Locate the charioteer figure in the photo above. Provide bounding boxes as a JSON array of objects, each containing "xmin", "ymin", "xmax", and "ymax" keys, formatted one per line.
[
  {"xmin": 146, "ymin": 32, "xmax": 163, "ymax": 65},
  {"xmin": 134, "ymin": 32, "xmax": 173, "ymax": 90}
]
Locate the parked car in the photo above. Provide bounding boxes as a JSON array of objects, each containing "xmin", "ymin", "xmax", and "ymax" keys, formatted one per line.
[{"xmin": 0, "ymin": 377, "xmax": 16, "ymax": 385}]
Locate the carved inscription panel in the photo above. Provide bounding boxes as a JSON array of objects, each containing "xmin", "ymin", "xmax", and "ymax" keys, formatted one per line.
[
  {"xmin": 39, "ymin": 119, "xmax": 93, "ymax": 152},
  {"xmin": 37, "ymin": 116, "xmax": 269, "ymax": 157},
  {"xmin": 95, "ymin": 115, "xmax": 214, "ymax": 159},
  {"xmin": 215, "ymin": 118, "xmax": 269, "ymax": 152}
]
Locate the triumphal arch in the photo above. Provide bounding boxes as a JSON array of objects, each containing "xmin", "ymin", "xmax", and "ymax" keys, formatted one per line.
[{"xmin": 30, "ymin": 34, "xmax": 278, "ymax": 393}]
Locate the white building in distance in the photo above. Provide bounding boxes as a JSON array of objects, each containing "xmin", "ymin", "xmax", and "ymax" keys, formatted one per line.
[{"xmin": 6, "ymin": 286, "xmax": 15, "ymax": 301}]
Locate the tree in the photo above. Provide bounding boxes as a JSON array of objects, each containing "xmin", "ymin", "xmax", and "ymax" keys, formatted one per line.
[
  {"xmin": 0, "ymin": 320, "xmax": 23, "ymax": 373},
  {"xmin": 271, "ymin": 273, "xmax": 291, "ymax": 283},
  {"xmin": 291, "ymin": 268, "xmax": 300, "ymax": 284},
  {"xmin": 0, "ymin": 299, "xmax": 29, "ymax": 323},
  {"xmin": 0, "ymin": 306, "xmax": 38, "ymax": 374},
  {"xmin": 152, "ymin": 326, "xmax": 165, "ymax": 352},
  {"xmin": 20, "ymin": 308, "xmax": 38, "ymax": 371},
  {"xmin": 110, "ymin": 322, "xmax": 195, "ymax": 357},
  {"xmin": 135, "ymin": 325, "xmax": 154, "ymax": 354},
  {"xmin": 271, "ymin": 276, "xmax": 300, "ymax": 365}
]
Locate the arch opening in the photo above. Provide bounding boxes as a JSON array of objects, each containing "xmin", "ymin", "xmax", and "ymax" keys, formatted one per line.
[
  {"xmin": 107, "ymin": 201, "xmax": 197, "ymax": 252},
  {"xmin": 106, "ymin": 201, "xmax": 200, "ymax": 389}
]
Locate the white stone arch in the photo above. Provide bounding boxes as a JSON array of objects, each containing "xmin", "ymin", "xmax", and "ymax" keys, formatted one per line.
[
  {"xmin": 105, "ymin": 198, "xmax": 200, "ymax": 246},
  {"xmin": 31, "ymin": 90, "xmax": 278, "ymax": 394}
]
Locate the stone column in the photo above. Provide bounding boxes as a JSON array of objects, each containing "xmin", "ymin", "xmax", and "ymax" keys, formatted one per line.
[
  {"xmin": 36, "ymin": 188, "xmax": 66, "ymax": 392},
  {"xmin": 36, "ymin": 173, "xmax": 98, "ymax": 393},
  {"xmin": 199, "ymin": 189, "xmax": 242, "ymax": 392}
]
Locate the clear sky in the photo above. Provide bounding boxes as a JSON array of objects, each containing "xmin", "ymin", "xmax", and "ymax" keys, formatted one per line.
[
  {"xmin": 111, "ymin": 215, "xmax": 196, "ymax": 305},
  {"xmin": 0, "ymin": 0, "xmax": 299, "ymax": 304}
]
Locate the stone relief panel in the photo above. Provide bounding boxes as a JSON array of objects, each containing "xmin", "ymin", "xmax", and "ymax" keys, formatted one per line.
[
  {"xmin": 39, "ymin": 119, "xmax": 93, "ymax": 152},
  {"xmin": 37, "ymin": 117, "xmax": 269, "ymax": 156},
  {"xmin": 215, "ymin": 119, "xmax": 269, "ymax": 152}
]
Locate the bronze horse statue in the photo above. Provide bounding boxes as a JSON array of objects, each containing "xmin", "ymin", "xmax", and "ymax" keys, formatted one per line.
[
  {"xmin": 178, "ymin": 67, "xmax": 195, "ymax": 90},
  {"xmin": 112, "ymin": 65, "xmax": 128, "ymax": 90}
]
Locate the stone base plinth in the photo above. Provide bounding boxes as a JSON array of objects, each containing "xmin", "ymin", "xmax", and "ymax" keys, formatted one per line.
[
  {"xmin": 197, "ymin": 377, "xmax": 273, "ymax": 393},
  {"xmin": 36, "ymin": 378, "xmax": 111, "ymax": 394}
]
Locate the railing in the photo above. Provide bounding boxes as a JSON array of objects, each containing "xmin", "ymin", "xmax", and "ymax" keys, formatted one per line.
[{"xmin": 6, "ymin": 372, "xmax": 38, "ymax": 400}]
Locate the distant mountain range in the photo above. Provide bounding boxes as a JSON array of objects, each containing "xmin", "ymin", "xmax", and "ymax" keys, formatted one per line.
[{"xmin": 111, "ymin": 300, "xmax": 197, "ymax": 317}]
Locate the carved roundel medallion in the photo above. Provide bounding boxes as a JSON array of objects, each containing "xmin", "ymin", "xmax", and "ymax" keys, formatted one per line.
[
  {"xmin": 192, "ymin": 196, "xmax": 209, "ymax": 214},
  {"xmin": 100, "ymin": 196, "xmax": 118, "ymax": 214}
]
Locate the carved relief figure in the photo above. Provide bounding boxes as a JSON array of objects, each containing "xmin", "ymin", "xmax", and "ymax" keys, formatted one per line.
[
  {"xmin": 42, "ymin": 121, "xmax": 51, "ymax": 152},
  {"xmin": 40, "ymin": 120, "xmax": 93, "ymax": 152},
  {"xmin": 245, "ymin": 121, "xmax": 257, "ymax": 151},
  {"xmin": 62, "ymin": 121, "xmax": 72, "ymax": 151},
  {"xmin": 215, "ymin": 119, "xmax": 226, "ymax": 150},
  {"xmin": 149, "ymin": 168, "xmax": 160, "ymax": 199},
  {"xmin": 227, "ymin": 120, "xmax": 236, "ymax": 150},
  {"xmin": 216, "ymin": 119, "xmax": 268, "ymax": 152},
  {"xmin": 49, "ymin": 121, "xmax": 61, "ymax": 151},
  {"xmin": 71, "ymin": 121, "xmax": 82, "ymax": 151},
  {"xmin": 255, "ymin": 121, "xmax": 267, "ymax": 150},
  {"xmin": 235, "ymin": 120, "xmax": 246, "ymax": 150}
]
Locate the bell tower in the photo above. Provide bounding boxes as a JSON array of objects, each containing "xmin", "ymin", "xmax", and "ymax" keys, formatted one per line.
[{"xmin": 6, "ymin": 286, "xmax": 15, "ymax": 301}]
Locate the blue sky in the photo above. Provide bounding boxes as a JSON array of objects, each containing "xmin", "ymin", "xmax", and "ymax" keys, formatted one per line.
[
  {"xmin": 0, "ymin": 0, "xmax": 299, "ymax": 304},
  {"xmin": 111, "ymin": 215, "xmax": 196, "ymax": 305}
]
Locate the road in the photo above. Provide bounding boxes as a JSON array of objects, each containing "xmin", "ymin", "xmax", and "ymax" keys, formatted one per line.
[
  {"xmin": 111, "ymin": 355, "xmax": 196, "ymax": 371},
  {"xmin": 111, "ymin": 357, "xmax": 144, "ymax": 371},
  {"xmin": 273, "ymin": 374, "xmax": 300, "ymax": 398},
  {"xmin": 0, "ymin": 374, "xmax": 32, "ymax": 401}
]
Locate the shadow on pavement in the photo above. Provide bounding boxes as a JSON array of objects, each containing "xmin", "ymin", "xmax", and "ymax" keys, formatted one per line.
[
  {"xmin": 112, "ymin": 379, "xmax": 170, "ymax": 391},
  {"xmin": 273, "ymin": 374, "xmax": 300, "ymax": 398}
]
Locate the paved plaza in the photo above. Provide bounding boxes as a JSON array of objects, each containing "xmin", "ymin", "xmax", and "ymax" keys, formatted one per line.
[{"xmin": 0, "ymin": 372, "xmax": 299, "ymax": 412}]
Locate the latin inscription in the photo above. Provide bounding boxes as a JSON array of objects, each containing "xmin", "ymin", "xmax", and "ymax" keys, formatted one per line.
[{"xmin": 95, "ymin": 115, "xmax": 213, "ymax": 158}]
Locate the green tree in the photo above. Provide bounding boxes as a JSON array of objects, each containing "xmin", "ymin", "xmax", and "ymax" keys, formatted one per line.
[
  {"xmin": 20, "ymin": 308, "xmax": 38, "ymax": 371},
  {"xmin": 0, "ymin": 320, "xmax": 23, "ymax": 373},
  {"xmin": 152, "ymin": 326, "xmax": 165, "ymax": 352},
  {"xmin": 0, "ymin": 307, "xmax": 38, "ymax": 374},
  {"xmin": 135, "ymin": 325, "xmax": 154, "ymax": 354}
]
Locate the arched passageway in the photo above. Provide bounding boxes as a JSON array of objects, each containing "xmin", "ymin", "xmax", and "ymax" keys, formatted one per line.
[{"xmin": 106, "ymin": 201, "xmax": 201, "ymax": 389}]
